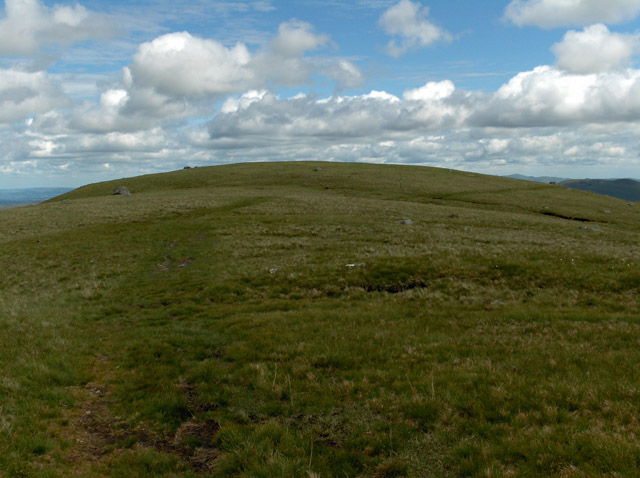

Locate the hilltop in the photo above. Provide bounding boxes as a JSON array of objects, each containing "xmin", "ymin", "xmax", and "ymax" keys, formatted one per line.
[{"xmin": 2, "ymin": 162, "xmax": 639, "ymax": 477}]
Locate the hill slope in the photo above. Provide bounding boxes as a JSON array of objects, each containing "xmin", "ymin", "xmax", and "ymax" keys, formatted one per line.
[{"xmin": 3, "ymin": 162, "xmax": 640, "ymax": 477}]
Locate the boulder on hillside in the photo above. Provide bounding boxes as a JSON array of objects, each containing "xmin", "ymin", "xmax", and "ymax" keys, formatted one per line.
[{"xmin": 112, "ymin": 186, "xmax": 131, "ymax": 196}]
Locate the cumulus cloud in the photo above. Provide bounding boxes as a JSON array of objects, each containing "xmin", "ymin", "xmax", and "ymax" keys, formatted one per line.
[
  {"xmin": 252, "ymin": 20, "xmax": 331, "ymax": 87},
  {"xmin": 207, "ymin": 66, "xmax": 640, "ymax": 152},
  {"xmin": 5, "ymin": 7, "xmax": 640, "ymax": 186},
  {"xmin": 552, "ymin": 24, "xmax": 640, "ymax": 73},
  {"xmin": 0, "ymin": 0, "xmax": 113, "ymax": 56},
  {"xmin": 122, "ymin": 21, "xmax": 361, "ymax": 101},
  {"xmin": 253, "ymin": 20, "xmax": 363, "ymax": 89},
  {"xmin": 504, "ymin": 0, "xmax": 640, "ymax": 28},
  {"xmin": 403, "ymin": 80, "xmax": 456, "ymax": 101},
  {"xmin": 379, "ymin": 0, "xmax": 452, "ymax": 57},
  {"xmin": 207, "ymin": 81, "xmax": 467, "ymax": 145},
  {"xmin": 128, "ymin": 32, "xmax": 254, "ymax": 98},
  {"xmin": 321, "ymin": 59, "xmax": 366, "ymax": 89},
  {"xmin": 0, "ymin": 69, "xmax": 70, "ymax": 127},
  {"xmin": 470, "ymin": 66, "xmax": 640, "ymax": 127},
  {"xmin": 11, "ymin": 62, "xmax": 640, "ymax": 181},
  {"xmin": 270, "ymin": 20, "xmax": 328, "ymax": 58},
  {"xmin": 72, "ymin": 21, "xmax": 364, "ymax": 133}
]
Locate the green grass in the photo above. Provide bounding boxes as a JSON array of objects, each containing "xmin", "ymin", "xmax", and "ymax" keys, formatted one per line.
[{"xmin": 1, "ymin": 161, "xmax": 639, "ymax": 477}]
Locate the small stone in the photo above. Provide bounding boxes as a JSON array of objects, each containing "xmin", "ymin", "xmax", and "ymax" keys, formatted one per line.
[
  {"xmin": 60, "ymin": 199, "xmax": 72, "ymax": 204},
  {"xmin": 603, "ymin": 210, "xmax": 612, "ymax": 214},
  {"xmin": 314, "ymin": 167, "xmax": 323, "ymax": 172},
  {"xmin": 397, "ymin": 219, "xmax": 413, "ymax": 225}
]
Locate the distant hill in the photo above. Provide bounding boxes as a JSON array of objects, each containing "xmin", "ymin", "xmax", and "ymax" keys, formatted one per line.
[
  {"xmin": 0, "ymin": 188, "xmax": 72, "ymax": 205},
  {"xmin": 559, "ymin": 178, "xmax": 640, "ymax": 202},
  {"xmin": 505, "ymin": 174, "xmax": 570, "ymax": 183}
]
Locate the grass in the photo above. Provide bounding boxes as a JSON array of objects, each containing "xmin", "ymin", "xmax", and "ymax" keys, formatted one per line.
[{"xmin": 1, "ymin": 161, "xmax": 639, "ymax": 477}]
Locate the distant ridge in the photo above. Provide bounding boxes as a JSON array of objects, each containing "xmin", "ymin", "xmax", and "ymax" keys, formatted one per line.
[
  {"xmin": 506, "ymin": 174, "xmax": 570, "ymax": 183},
  {"xmin": 0, "ymin": 188, "xmax": 72, "ymax": 205},
  {"xmin": 559, "ymin": 178, "xmax": 640, "ymax": 202}
]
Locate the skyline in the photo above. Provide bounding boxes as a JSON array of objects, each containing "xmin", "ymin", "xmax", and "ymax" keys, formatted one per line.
[{"xmin": 2, "ymin": 0, "xmax": 640, "ymax": 188}]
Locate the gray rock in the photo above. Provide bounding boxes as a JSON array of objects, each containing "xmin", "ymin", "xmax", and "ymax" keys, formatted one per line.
[
  {"xmin": 398, "ymin": 219, "xmax": 413, "ymax": 225},
  {"xmin": 314, "ymin": 167, "xmax": 323, "ymax": 172},
  {"xmin": 112, "ymin": 186, "xmax": 131, "ymax": 196},
  {"xmin": 60, "ymin": 199, "xmax": 72, "ymax": 204},
  {"xmin": 580, "ymin": 226, "xmax": 600, "ymax": 232},
  {"xmin": 603, "ymin": 210, "xmax": 612, "ymax": 214}
]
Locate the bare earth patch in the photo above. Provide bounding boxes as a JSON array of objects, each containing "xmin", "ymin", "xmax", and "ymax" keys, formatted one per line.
[{"xmin": 63, "ymin": 356, "xmax": 221, "ymax": 475}]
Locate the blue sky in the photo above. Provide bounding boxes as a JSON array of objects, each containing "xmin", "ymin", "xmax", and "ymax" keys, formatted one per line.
[{"xmin": 2, "ymin": 0, "xmax": 640, "ymax": 188}]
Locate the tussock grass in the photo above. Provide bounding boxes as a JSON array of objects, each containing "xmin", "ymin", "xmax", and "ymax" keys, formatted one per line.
[{"xmin": 2, "ymin": 162, "xmax": 639, "ymax": 477}]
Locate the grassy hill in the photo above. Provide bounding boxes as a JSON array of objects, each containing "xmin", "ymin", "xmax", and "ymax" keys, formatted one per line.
[
  {"xmin": 2, "ymin": 162, "xmax": 639, "ymax": 477},
  {"xmin": 559, "ymin": 178, "xmax": 640, "ymax": 202}
]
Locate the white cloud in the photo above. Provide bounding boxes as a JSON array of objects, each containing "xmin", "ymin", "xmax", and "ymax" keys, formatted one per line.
[
  {"xmin": 270, "ymin": 20, "xmax": 328, "ymax": 58},
  {"xmin": 0, "ymin": 0, "xmax": 113, "ymax": 56},
  {"xmin": 470, "ymin": 66, "xmax": 640, "ymax": 127},
  {"xmin": 9, "ymin": 63, "xmax": 640, "ymax": 185},
  {"xmin": 68, "ymin": 22, "xmax": 364, "ymax": 133},
  {"xmin": 198, "ymin": 68, "xmax": 640, "ymax": 178},
  {"xmin": 128, "ymin": 32, "xmax": 254, "ymax": 98},
  {"xmin": 207, "ymin": 68, "xmax": 640, "ymax": 144},
  {"xmin": 67, "ymin": 85, "xmax": 198, "ymax": 133},
  {"xmin": 252, "ymin": 20, "xmax": 363, "ymax": 89},
  {"xmin": 207, "ymin": 85, "xmax": 467, "ymax": 145},
  {"xmin": 552, "ymin": 24, "xmax": 640, "ymax": 73},
  {"xmin": 320, "ymin": 59, "xmax": 366, "ymax": 89},
  {"xmin": 379, "ymin": 0, "xmax": 452, "ymax": 57},
  {"xmin": 4, "ymin": 8, "xmax": 640, "ymax": 187},
  {"xmin": 403, "ymin": 80, "xmax": 455, "ymax": 101},
  {"xmin": 121, "ymin": 21, "xmax": 361, "ymax": 107},
  {"xmin": 220, "ymin": 90, "xmax": 268, "ymax": 114},
  {"xmin": 504, "ymin": 0, "xmax": 640, "ymax": 28},
  {"xmin": 0, "ymin": 69, "xmax": 70, "ymax": 127}
]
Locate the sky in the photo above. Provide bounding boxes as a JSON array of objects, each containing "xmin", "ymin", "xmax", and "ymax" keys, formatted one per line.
[{"xmin": 2, "ymin": 0, "xmax": 640, "ymax": 188}]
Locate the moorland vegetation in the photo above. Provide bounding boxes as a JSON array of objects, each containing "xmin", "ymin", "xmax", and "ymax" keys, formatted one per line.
[{"xmin": 1, "ymin": 162, "xmax": 639, "ymax": 477}]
